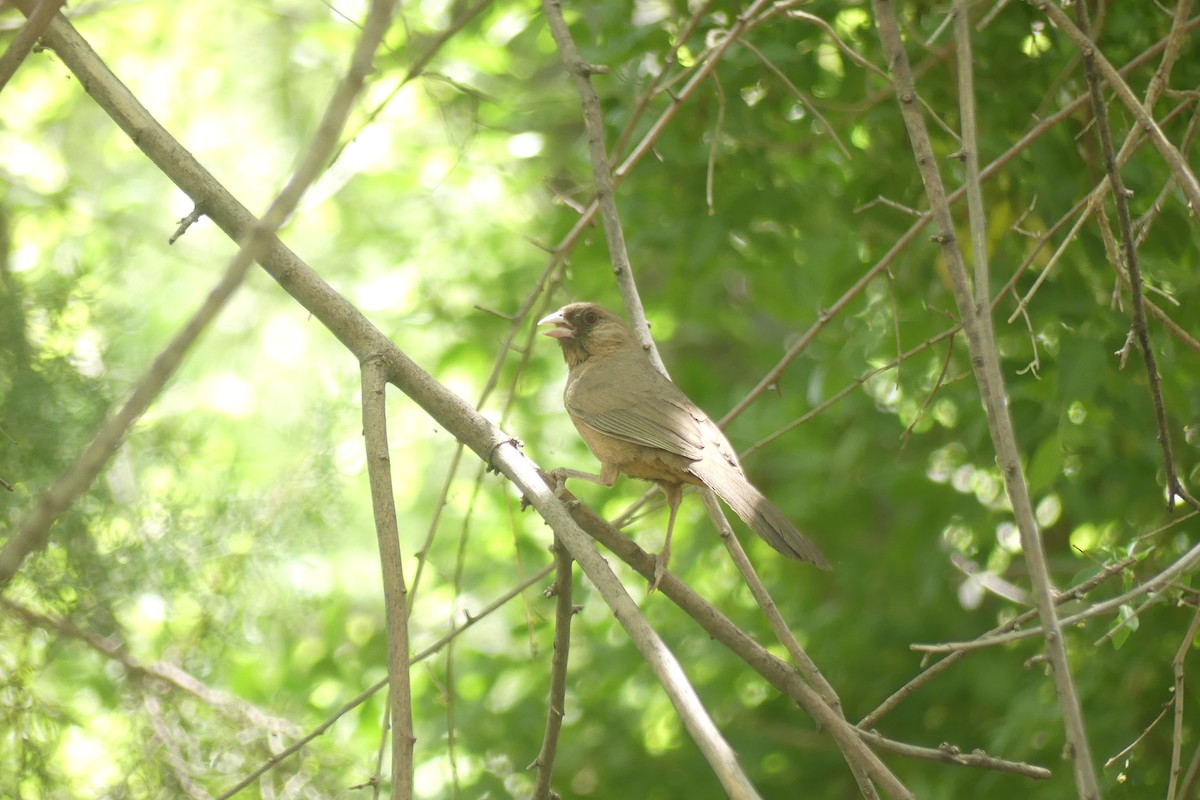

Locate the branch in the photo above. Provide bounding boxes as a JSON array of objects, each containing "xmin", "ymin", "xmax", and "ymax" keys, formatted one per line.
[
  {"xmin": 1, "ymin": 596, "xmax": 299, "ymax": 737},
  {"xmin": 530, "ymin": 541, "xmax": 575, "ymax": 800},
  {"xmin": 219, "ymin": 564, "xmax": 555, "ymax": 799},
  {"xmin": 860, "ymin": 730, "xmax": 1051, "ymax": 781},
  {"xmin": 1169, "ymin": 607, "xmax": 1200, "ymax": 800},
  {"xmin": 0, "ymin": 0, "xmax": 400, "ymax": 589},
  {"xmin": 541, "ymin": 0, "xmax": 662, "ymax": 368},
  {"xmin": 870, "ymin": 1, "xmax": 1100, "ymax": 796},
  {"xmin": 1074, "ymin": 0, "xmax": 1197, "ymax": 512},
  {"xmin": 362, "ymin": 357, "xmax": 415, "ymax": 800},
  {"xmin": 1029, "ymin": 0, "xmax": 1200, "ymax": 211},
  {"xmin": 720, "ymin": 14, "xmax": 1200, "ymax": 428},
  {"xmin": 0, "ymin": 0, "xmax": 65, "ymax": 93}
]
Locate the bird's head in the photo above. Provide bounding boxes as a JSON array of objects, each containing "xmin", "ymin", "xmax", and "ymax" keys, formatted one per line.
[{"xmin": 538, "ymin": 303, "xmax": 636, "ymax": 366}]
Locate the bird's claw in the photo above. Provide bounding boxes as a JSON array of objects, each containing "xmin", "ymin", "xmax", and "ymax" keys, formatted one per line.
[
  {"xmin": 649, "ymin": 549, "xmax": 670, "ymax": 594},
  {"xmin": 546, "ymin": 468, "xmax": 570, "ymax": 497}
]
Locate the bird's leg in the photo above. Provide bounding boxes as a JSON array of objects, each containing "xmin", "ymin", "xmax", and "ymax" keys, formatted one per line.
[
  {"xmin": 651, "ymin": 484, "xmax": 682, "ymax": 593},
  {"xmin": 547, "ymin": 462, "xmax": 618, "ymax": 499}
]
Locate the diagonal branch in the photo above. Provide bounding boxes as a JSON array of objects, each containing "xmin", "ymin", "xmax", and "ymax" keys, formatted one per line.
[
  {"xmin": 0, "ymin": 0, "xmax": 401, "ymax": 590},
  {"xmin": 1029, "ymin": 0, "xmax": 1200, "ymax": 211},
  {"xmin": 0, "ymin": 0, "xmax": 66, "ymax": 93},
  {"xmin": 1, "ymin": 595, "xmax": 300, "ymax": 737}
]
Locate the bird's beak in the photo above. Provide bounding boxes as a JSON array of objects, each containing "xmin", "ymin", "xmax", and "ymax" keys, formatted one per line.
[{"xmin": 538, "ymin": 309, "xmax": 574, "ymax": 340}]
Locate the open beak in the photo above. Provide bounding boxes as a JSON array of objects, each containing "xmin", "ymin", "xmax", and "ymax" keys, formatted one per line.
[{"xmin": 538, "ymin": 309, "xmax": 574, "ymax": 340}]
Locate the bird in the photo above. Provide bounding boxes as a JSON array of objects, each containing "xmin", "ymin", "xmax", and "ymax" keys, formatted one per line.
[{"xmin": 538, "ymin": 302, "xmax": 830, "ymax": 589}]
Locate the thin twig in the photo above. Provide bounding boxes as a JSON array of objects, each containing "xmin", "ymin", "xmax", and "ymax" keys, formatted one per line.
[
  {"xmin": 706, "ymin": 73, "xmax": 727, "ymax": 216},
  {"xmin": 860, "ymin": 555, "xmax": 1135, "ymax": 730},
  {"xmin": 739, "ymin": 39, "xmax": 852, "ymax": 160},
  {"xmin": 913, "ymin": 521, "xmax": 1200, "ymax": 655},
  {"xmin": 787, "ymin": 11, "xmax": 890, "ymax": 80},
  {"xmin": 861, "ymin": 730, "xmax": 1052, "ymax": 780},
  {"xmin": 1105, "ymin": 702, "xmax": 1171, "ymax": 769}
]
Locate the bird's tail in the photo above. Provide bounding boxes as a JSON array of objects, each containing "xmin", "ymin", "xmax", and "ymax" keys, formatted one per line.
[{"xmin": 700, "ymin": 465, "xmax": 831, "ymax": 569}]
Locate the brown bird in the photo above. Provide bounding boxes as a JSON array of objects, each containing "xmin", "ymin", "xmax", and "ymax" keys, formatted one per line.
[{"xmin": 539, "ymin": 302, "xmax": 830, "ymax": 587}]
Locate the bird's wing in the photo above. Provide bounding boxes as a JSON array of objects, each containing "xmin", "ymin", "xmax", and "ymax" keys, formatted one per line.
[
  {"xmin": 566, "ymin": 363, "xmax": 706, "ymax": 460},
  {"xmin": 574, "ymin": 398, "xmax": 705, "ymax": 459}
]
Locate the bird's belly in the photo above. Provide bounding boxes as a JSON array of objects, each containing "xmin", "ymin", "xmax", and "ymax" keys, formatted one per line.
[{"xmin": 573, "ymin": 419, "xmax": 701, "ymax": 487}]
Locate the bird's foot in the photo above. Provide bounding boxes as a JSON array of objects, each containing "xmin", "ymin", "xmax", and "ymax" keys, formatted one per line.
[
  {"xmin": 546, "ymin": 468, "xmax": 570, "ymax": 496},
  {"xmin": 649, "ymin": 547, "xmax": 671, "ymax": 594}
]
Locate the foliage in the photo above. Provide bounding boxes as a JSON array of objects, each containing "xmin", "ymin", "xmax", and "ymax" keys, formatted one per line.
[{"xmin": 1, "ymin": 0, "xmax": 1198, "ymax": 798}]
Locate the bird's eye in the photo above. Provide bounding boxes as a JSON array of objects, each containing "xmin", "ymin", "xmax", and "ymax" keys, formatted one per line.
[{"xmin": 582, "ymin": 310, "xmax": 598, "ymax": 325}]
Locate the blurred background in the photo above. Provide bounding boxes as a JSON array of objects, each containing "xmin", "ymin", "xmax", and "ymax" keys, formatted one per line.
[{"xmin": 2, "ymin": 1, "xmax": 1198, "ymax": 797}]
